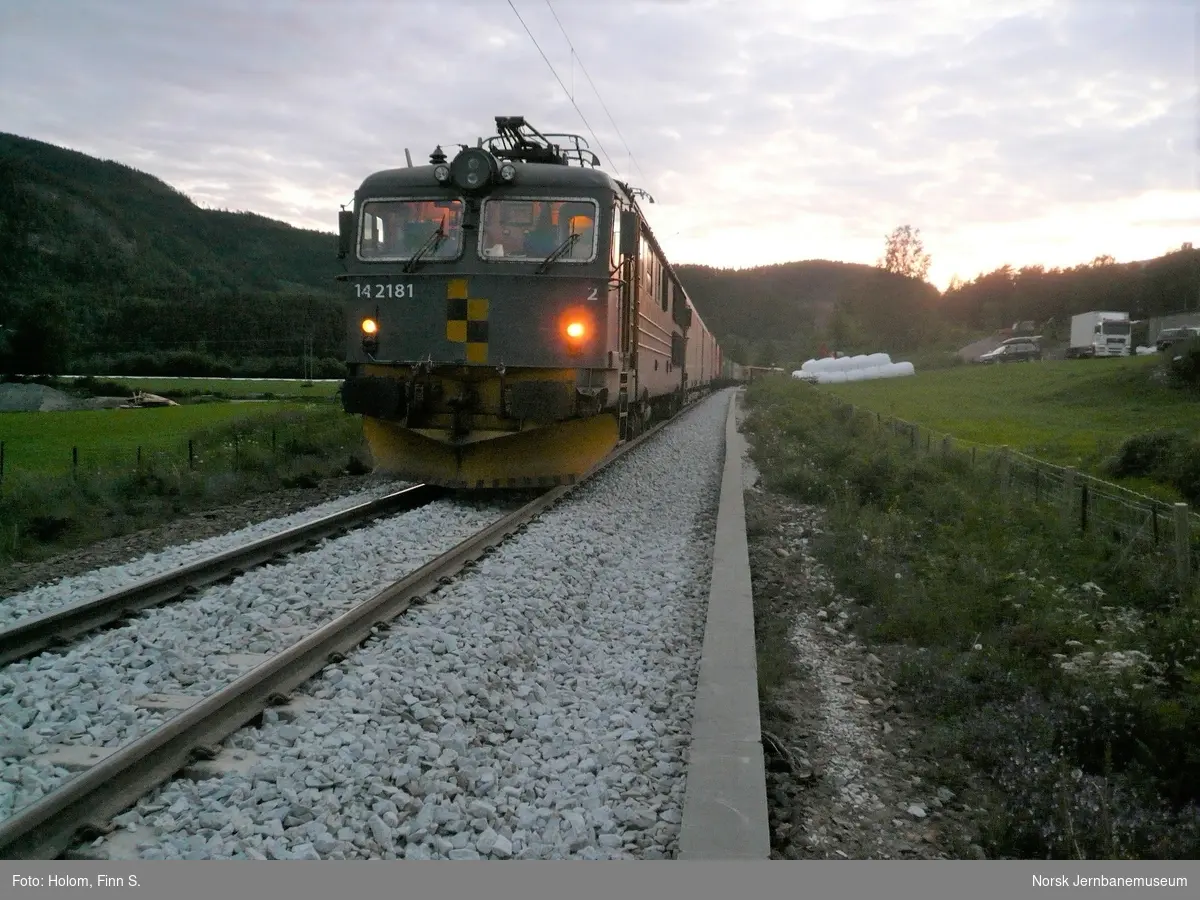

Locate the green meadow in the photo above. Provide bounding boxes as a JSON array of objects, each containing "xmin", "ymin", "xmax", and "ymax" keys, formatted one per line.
[
  {"xmin": 821, "ymin": 355, "xmax": 1197, "ymax": 482},
  {"xmin": 0, "ymin": 402, "xmax": 323, "ymax": 476}
]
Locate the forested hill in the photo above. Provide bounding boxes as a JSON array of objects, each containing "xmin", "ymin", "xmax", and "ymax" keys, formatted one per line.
[
  {"xmin": 676, "ymin": 248, "xmax": 1200, "ymax": 368},
  {"xmin": 675, "ymin": 259, "xmax": 942, "ymax": 365},
  {"xmin": 0, "ymin": 132, "xmax": 345, "ymax": 375},
  {"xmin": 0, "ymin": 132, "xmax": 338, "ymax": 294}
]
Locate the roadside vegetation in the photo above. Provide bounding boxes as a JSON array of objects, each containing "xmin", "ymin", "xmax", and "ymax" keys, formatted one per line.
[
  {"xmin": 0, "ymin": 404, "xmax": 370, "ymax": 564},
  {"xmin": 742, "ymin": 376, "xmax": 1200, "ymax": 859}
]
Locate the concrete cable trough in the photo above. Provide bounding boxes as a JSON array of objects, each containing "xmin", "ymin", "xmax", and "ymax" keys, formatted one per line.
[{"xmin": 677, "ymin": 389, "xmax": 770, "ymax": 859}]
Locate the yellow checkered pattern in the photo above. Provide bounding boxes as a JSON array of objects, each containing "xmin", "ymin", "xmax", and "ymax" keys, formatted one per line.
[{"xmin": 446, "ymin": 278, "xmax": 488, "ymax": 364}]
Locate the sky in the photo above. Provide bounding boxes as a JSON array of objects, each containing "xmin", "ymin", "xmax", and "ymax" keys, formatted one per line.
[{"xmin": 1, "ymin": 0, "xmax": 1197, "ymax": 291}]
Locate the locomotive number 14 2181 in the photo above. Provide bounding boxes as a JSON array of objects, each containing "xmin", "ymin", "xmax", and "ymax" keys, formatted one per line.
[{"xmin": 356, "ymin": 283, "xmax": 414, "ymax": 299}]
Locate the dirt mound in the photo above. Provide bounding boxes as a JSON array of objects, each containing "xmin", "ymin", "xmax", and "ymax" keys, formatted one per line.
[{"xmin": 0, "ymin": 382, "xmax": 89, "ymax": 412}]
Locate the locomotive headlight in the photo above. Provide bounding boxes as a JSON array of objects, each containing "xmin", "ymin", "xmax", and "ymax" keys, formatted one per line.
[
  {"xmin": 500, "ymin": 162, "xmax": 516, "ymax": 182},
  {"xmin": 434, "ymin": 164, "xmax": 450, "ymax": 183},
  {"xmin": 560, "ymin": 306, "xmax": 591, "ymax": 355},
  {"xmin": 450, "ymin": 147, "xmax": 496, "ymax": 191},
  {"xmin": 361, "ymin": 316, "xmax": 379, "ymax": 357}
]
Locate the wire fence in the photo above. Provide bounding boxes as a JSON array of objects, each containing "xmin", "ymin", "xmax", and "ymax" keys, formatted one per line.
[{"xmin": 827, "ymin": 398, "xmax": 1197, "ymax": 590}]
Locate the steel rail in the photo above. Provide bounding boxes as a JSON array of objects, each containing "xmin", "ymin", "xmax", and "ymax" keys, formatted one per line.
[
  {"xmin": 0, "ymin": 484, "xmax": 446, "ymax": 667},
  {"xmin": 0, "ymin": 412, "xmax": 675, "ymax": 859}
]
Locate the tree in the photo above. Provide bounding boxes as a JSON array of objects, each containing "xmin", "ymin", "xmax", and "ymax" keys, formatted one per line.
[
  {"xmin": 0, "ymin": 286, "xmax": 73, "ymax": 375},
  {"xmin": 752, "ymin": 339, "xmax": 779, "ymax": 368},
  {"xmin": 0, "ymin": 156, "xmax": 37, "ymax": 290},
  {"xmin": 878, "ymin": 225, "xmax": 932, "ymax": 281},
  {"xmin": 827, "ymin": 300, "xmax": 862, "ymax": 350}
]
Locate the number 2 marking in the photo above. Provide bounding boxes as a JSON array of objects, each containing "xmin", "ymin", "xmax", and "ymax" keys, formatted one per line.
[{"xmin": 587, "ymin": 287, "xmax": 598, "ymax": 301}]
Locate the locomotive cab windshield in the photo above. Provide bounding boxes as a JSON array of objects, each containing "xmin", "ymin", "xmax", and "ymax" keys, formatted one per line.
[
  {"xmin": 359, "ymin": 199, "xmax": 464, "ymax": 262},
  {"xmin": 479, "ymin": 198, "xmax": 598, "ymax": 263}
]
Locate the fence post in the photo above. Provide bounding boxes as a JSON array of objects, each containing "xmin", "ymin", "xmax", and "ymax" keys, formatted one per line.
[
  {"xmin": 0, "ymin": 440, "xmax": 4, "ymax": 483},
  {"xmin": 942, "ymin": 435, "xmax": 952, "ymax": 458},
  {"xmin": 72, "ymin": 446, "xmax": 78, "ymax": 480},
  {"xmin": 1080, "ymin": 483, "xmax": 1089, "ymax": 533},
  {"xmin": 1174, "ymin": 503, "xmax": 1190, "ymax": 589},
  {"xmin": 971, "ymin": 446, "xmax": 976, "ymax": 467},
  {"xmin": 188, "ymin": 439, "xmax": 195, "ymax": 470},
  {"xmin": 137, "ymin": 446, "xmax": 142, "ymax": 468},
  {"xmin": 1062, "ymin": 468, "xmax": 1076, "ymax": 528}
]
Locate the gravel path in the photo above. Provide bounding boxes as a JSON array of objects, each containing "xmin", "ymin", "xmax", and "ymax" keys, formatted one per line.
[
  {"xmin": 0, "ymin": 494, "xmax": 524, "ymax": 823},
  {"xmin": 63, "ymin": 390, "xmax": 732, "ymax": 860}
]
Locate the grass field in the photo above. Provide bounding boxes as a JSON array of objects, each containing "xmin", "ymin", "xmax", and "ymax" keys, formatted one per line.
[
  {"xmin": 0, "ymin": 402, "xmax": 325, "ymax": 476},
  {"xmin": 820, "ymin": 355, "xmax": 1196, "ymax": 477},
  {"xmin": 0, "ymin": 402, "xmax": 368, "ymax": 562},
  {"xmin": 64, "ymin": 376, "xmax": 343, "ymax": 398}
]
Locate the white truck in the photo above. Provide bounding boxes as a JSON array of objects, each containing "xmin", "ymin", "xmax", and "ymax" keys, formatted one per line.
[{"xmin": 1067, "ymin": 311, "xmax": 1132, "ymax": 358}]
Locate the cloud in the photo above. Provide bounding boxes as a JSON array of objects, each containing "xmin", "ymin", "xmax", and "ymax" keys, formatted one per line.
[{"xmin": 0, "ymin": 0, "xmax": 1194, "ymax": 290}]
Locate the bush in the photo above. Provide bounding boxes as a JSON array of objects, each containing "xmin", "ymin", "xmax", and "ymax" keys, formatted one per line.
[
  {"xmin": 1105, "ymin": 431, "xmax": 1191, "ymax": 479},
  {"xmin": 1104, "ymin": 430, "xmax": 1200, "ymax": 505}
]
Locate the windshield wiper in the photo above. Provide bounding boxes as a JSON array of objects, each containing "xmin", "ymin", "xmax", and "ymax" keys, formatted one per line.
[
  {"xmin": 403, "ymin": 219, "xmax": 447, "ymax": 273},
  {"xmin": 535, "ymin": 231, "xmax": 580, "ymax": 274}
]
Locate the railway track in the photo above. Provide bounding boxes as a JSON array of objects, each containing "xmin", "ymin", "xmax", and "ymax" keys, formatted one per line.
[
  {"xmin": 0, "ymin": 484, "xmax": 446, "ymax": 668},
  {"xmin": 0, "ymin": 415, "xmax": 675, "ymax": 860}
]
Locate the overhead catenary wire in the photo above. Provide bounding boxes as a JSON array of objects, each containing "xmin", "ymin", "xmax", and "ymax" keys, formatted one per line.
[
  {"xmin": 542, "ymin": 0, "xmax": 645, "ymax": 182},
  {"xmin": 505, "ymin": 0, "xmax": 621, "ymax": 177}
]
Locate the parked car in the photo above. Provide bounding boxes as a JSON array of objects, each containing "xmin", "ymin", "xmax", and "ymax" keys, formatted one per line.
[
  {"xmin": 1155, "ymin": 327, "xmax": 1200, "ymax": 353},
  {"xmin": 978, "ymin": 340, "xmax": 1042, "ymax": 364}
]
